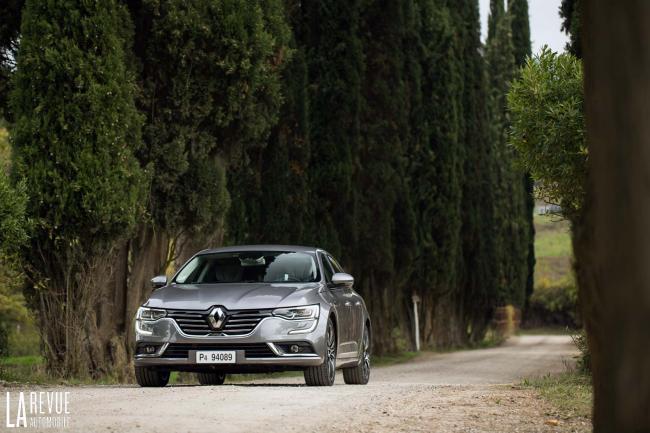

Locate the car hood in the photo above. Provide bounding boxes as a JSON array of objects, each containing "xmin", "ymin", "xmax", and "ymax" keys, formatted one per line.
[{"xmin": 143, "ymin": 282, "xmax": 323, "ymax": 311}]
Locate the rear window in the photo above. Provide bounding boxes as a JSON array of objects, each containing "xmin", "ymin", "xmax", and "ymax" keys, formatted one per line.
[{"xmin": 174, "ymin": 251, "xmax": 320, "ymax": 284}]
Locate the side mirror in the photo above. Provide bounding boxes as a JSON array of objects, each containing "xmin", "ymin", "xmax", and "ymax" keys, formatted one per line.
[
  {"xmin": 331, "ymin": 272, "xmax": 354, "ymax": 287},
  {"xmin": 150, "ymin": 275, "xmax": 167, "ymax": 289}
]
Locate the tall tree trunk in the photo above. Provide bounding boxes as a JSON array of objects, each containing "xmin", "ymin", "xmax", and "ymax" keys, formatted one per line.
[
  {"xmin": 122, "ymin": 225, "xmax": 169, "ymax": 355},
  {"xmin": 582, "ymin": 2, "xmax": 650, "ymax": 430}
]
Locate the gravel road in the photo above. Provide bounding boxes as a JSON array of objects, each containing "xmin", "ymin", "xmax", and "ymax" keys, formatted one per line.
[{"xmin": 1, "ymin": 335, "xmax": 589, "ymax": 433}]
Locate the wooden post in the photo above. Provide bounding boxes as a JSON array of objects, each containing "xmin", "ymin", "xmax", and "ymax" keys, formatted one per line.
[{"xmin": 412, "ymin": 293, "xmax": 421, "ymax": 351}]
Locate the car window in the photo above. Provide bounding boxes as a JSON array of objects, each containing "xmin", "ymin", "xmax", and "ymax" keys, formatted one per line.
[
  {"xmin": 320, "ymin": 253, "xmax": 335, "ymax": 282},
  {"xmin": 327, "ymin": 254, "xmax": 344, "ymax": 273},
  {"xmin": 174, "ymin": 251, "xmax": 319, "ymax": 284}
]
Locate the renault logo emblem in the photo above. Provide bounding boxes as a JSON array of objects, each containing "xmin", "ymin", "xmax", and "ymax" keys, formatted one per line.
[{"xmin": 208, "ymin": 307, "xmax": 226, "ymax": 330}]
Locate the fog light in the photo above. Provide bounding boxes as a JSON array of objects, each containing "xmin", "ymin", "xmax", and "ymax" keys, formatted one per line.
[
  {"xmin": 145, "ymin": 345, "xmax": 156, "ymax": 354},
  {"xmin": 290, "ymin": 344, "xmax": 300, "ymax": 353}
]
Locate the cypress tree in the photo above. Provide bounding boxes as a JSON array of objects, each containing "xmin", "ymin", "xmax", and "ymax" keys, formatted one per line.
[
  {"xmin": 353, "ymin": 0, "xmax": 417, "ymax": 353},
  {"xmin": 508, "ymin": 0, "xmax": 531, "ymax": 66},
  {"xmin": 230, "ymin": 0, "xmax": 310, "ymax": 245},
  {"xmin": 11, "ymin": 0, "xmax": 146, "ymax": 376},
  {"xmin": 486, "ymin": 0, "xmax": 529, "ymax": 307},
  {"xmin": 257, "ymin": 49, "xmax": 311, "ymax": 244},
  {"xmin": 300, "ymin": 0, "xmax": 362, "ymax": 260},
  {"xmin": 509, "ymin": 0, "xmax": 535, "ymax": 308},
  {"xmin": 559, "ymin": 0, "xmax": 581, "ymax": 58},
  {"xmin": 225, "ymin": 0, "xmax": 293, "ymax": 245},
  {"xmin": 454, "ymin": 0, "xmax": 499, "ymax": 342},
  {"xmin": 409, "ymin": 0, "xmax": 465, "ymax": 347},
  {"xmin": 131, "ymin": 0, "xmax": 289, "ymax": 243},
  {"xmin": 0, "ymin": 0, "xmax": 24, "ymax": 119}
]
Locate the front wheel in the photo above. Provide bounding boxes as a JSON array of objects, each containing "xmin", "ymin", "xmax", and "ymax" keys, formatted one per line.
[
  {"xmin": 135, "ymin": 367, "xmax": 170, "ymax": 387},
  {"xmin": 304, "ymin": 317, "xmax": 336, "ymax": 386},
  {"xmin": 197, "ymin": 372, "xmax": 226, "ymax": 385},
  {"xmin": 343, "ymin": 325, "xmax": 370, "ymax": 385}
]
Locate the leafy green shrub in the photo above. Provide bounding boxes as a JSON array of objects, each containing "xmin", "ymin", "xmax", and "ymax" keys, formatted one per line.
[
  {"xmin": 0, "ymin": 324, "xmax": 8, "ymax": 357},
  {"xmin": 571, "ymin": 329, "xmax": 591, "ymax": 373},
  {"xmin": 526, "ymin": 281, "xmax": 579, "ymax": 327},
  {"xmin": 508, "ymin": 48, "xmax": 586, "ymax": 221}
]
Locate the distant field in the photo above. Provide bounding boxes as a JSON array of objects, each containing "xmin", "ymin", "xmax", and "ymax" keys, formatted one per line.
[{"xmin": 534, "ymin": 213, "xmax": 573, "ymax": 287}]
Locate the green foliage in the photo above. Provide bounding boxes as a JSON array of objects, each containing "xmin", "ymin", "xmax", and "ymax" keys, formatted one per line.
[
  {"xmin": 486, "ymin": 0, "xmax": 530, "ymax": 308},
  {"xmin": 299, "ymin": 0, "xmax": 363, "ymax": 259},
  {"xmin": 224, "ymin": 0, "xmax": 294, "ymax": 245},
  {"xmin": 11, "ymin": 0, "xmax": 146, "ymax": 252},
  {"xmin": 0, "ymin": 174, "xmax": 27, "ymax": 255},
  {"xmin": 0, "ymin": 129, "xmax": 29, "ymax": 357},
  {"xmin": 559, "ymin": 0, "xmax": 581, "ymax": 58},
  {"xmin": 132, "ymin": 0, "xmax": 289, "ymax": 239},
  {"xmin": 10, "ymin": 0, "xmax": 146, "ymax": 375},
  {"xmin": 535, "ymin": 225, "xmax": 573, "ymax": 258},
  {"xmin": 523, "ymin": 370, "xmax": 592, "ymax": 419},
  {"xmin": 456, "ymin": 0, "xmax": 500, "ymax": 341},
  {"xmin": 530, "ymin": 282, "xmax": 577, "ymax": 315},
  {"xmin": 349, "ymin": 0, "xmax": 417, "ymax": 351},
  {"xmin": 508, "ymin": 49, "xmax": 586, "ymax": 221},
  {"xmin": 508, "ymin": 0, "xmax": 535, "ymax": 307},
  {"xmin": 508, "ymin": 0, "xmax": 531, "ymax": 67},
  {"xmin": 0, "ymin": 0, "xmax": 24, "ymax": 120},
  {"xmin": 571, "ymin": 329, "xmax": 591, "ymax": 373},
  {"xmin": 410, "ymin": 0, "xmax": 463, "ymax": 306},
  {"xmin": 257, "ymin": 46, "xmax": 311, "ymax": 244}
]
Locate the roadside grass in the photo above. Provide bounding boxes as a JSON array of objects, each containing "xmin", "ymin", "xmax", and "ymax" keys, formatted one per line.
[
  {"xmin": 522, "ymin": 370, "xmax": 592, "ymax": 420},
  {"xmin": 0, "ymin": 355, "xmax": 127, "ymax": 386},
  {"xmin": 533, "ymin": 213, "xmax": 573, "ymax": 287},
  {"xmin": 0, "ymin": 355, "xmax": 50, "ymax": 384}
]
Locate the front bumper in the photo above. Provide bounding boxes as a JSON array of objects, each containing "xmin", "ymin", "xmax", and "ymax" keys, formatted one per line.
[{"xmin": 134, "ymin": 314, "xmax": 327, "ymax": 368}]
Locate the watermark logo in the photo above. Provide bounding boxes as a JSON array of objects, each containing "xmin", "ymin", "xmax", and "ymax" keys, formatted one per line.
[{"xmin": 5, "ymin": 391, "xmax": 71, "ymax": 429}]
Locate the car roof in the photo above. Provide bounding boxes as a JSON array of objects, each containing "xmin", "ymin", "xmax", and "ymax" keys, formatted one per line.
[{"xmin": 198, "ymin": 244, "xmax": 321, "ymax": 254}]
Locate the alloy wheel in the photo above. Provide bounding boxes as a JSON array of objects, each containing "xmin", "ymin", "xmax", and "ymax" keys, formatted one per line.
[
  {"xmin": 327, "ymin": 320, "xmax": 336, "ymax": 383},
  {"xmin": 361, "ymin": 328, "xmax": 370, "ymax": 382}
]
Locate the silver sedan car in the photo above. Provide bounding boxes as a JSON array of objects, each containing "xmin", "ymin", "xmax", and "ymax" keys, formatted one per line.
[{"xmin": 134, "ymin": 245, "xmax": 371, "ymax": 387}]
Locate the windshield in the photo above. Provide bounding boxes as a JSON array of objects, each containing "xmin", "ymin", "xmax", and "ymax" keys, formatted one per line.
[{"xmin": 174, "ymin": 251, "xmax": 320, "ymax": 284}]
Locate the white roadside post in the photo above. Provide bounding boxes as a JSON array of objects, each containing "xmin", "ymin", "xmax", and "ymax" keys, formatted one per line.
[{"xmin": 412, "ymin": 293, "xmax": 421, "ymax": 352}]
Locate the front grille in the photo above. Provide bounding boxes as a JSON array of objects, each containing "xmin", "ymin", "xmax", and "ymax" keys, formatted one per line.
[
  {"xmin": 167, "ymin": 310, "xmax": 211, "ymax": 335},
  {"xmin": 223, "ymin": 310, "xmax": 273, "ymax": 335},
  {"xmin": 162, "ymin": 343, "xmax": 276, "ymax": 359},
  {"xmin": 167, "ymin": 308, "xmax": 273, "ymax": 336}
]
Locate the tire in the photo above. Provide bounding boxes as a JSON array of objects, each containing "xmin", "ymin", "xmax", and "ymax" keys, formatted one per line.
[
  {"xmin": 197, "ymin": 372, "xmax": 226, "ymax": 385},
  {"xmin": 304, "ymin": 317, "xmax": 336, "ymax": 386},
  {"xmin": 343, "ymin": 324, "xmax": 370, "ymax": 385},
  {"xmin": 135, "ymin": 366, "xmax": 170, "ymax": 387}
]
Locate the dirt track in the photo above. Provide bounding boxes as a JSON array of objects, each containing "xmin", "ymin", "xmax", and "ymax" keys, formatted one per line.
[{"xmin": 1, "ymin": 335, "xmax": 590, "ymax": 433}]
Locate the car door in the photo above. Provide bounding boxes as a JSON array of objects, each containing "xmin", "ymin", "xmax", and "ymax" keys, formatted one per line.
[
  {"xmin": 325, "ymin": 253, "xmax": 361, "ymax": 355},
  {"xmin": 320, "ymin": 252, "xmax": 354, "ymax": 354}
]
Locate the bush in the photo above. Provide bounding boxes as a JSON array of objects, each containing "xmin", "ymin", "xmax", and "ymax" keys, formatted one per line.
[
  {"xmin": 0, "ymin": 324, "xmax": 8, "ymax": 357},
  {"xmin": 508, "ymin": 48, "xmax": 586, "ymax": 221},
  {"xmin": 572, "ymin": 329, "xmax": 591, "ymax": 373},
  {"xmin": 525, "ymin": 281, "xmax": 579, "ymax": 328}
]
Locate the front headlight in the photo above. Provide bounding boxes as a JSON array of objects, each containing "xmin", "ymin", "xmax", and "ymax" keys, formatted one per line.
[
  {"xmin": 272, "ymin": 304, "xmax": 319, "ymax": 320},
  {"xmin": 135, "ymin": 307, "xmax": 166, "ymax": 336},
  {"xmin": 136, "ymin": 307, "xmax": 167, "ymax": 321}
]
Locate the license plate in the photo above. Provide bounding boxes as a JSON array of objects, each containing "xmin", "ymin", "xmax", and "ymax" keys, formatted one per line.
[{"xmin": 195, "ymin": 351, "xmax": 236, "ymax": 364}]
